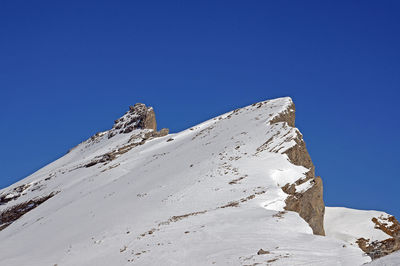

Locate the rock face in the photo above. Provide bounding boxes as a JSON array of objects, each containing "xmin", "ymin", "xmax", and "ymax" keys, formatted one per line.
[
  {"xmin": 4, "ymin": 96, "xmax": 397, "ymax": 265},
  {"xmin": 0, "ymin": 192, "xmax": 57, "ymax": 231},
  {"xmin": 270, "ymin": 102, "xmax": 296, "ymax": 127},
  {"xmin": 83, "ymin": 104, "xmax": 169, "ymax": 168},
  {"xmin": 108, "ymin": 103, "xmax": 157, "ymax": 138},
  {"xmin": 274, "ymin": 102, "xmax": 325, "ymax": 236},
  {"xmin": 68, "ymin": 103, "xmax": 167, "ymax": 154},
  {"xmin": 143, "ymin": 107, "xmax": 157, "ymax": 131}
]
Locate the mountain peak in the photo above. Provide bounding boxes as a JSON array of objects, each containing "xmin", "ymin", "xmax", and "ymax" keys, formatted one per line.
[
  {"xmin": 0, "ymin": 96, "xmax": 398, "ymax": 265},
  {"xmin": 108, "ymin": 103, "xmax": 157, "ymax": 139}
]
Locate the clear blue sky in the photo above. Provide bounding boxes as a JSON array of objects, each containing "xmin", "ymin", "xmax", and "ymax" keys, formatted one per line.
[{"xmin": 1, "ymin": 1, "xmax": 399, "ymax": 218}]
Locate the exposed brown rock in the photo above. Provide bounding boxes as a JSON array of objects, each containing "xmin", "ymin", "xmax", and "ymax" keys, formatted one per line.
[
  {"xmin": 168, "ymin": 210, "xmax": 208, "ymax": 223},
  {"xmin": 284, "ymin": 177, "xmax": 325, "ymax": 236},
  {"xmin": 274, "ymin": 101, "xmax": 325, "ymax": 236},
  {"xmin": 283, "ymin": 131, "xmax": 315, "ymax": 179},
  {"xmin": 108, "ymin": 103, "xmax": 158, "ymax": 138},
  {"xmin": 143, "ymin": 108, "xmax": 157, "ymax": 131},
  {"xmin": 270, "ymin": 102, "xmax": 296, "ymax": 127},
  {"xmin": 219, "ymin": 201, "xmax": 240, "ymax": 208},
  {"xmin": 357, "ymin": 215, "xmax": 400, "ymax": 259},
  {"xmin": 79, "ymin": 104, "xmax": 170, "ymax": 167},
  {"xmin": 357, "ymin": 237, "xmax": 400, "ymax": 260},
  {"xmin": 372, "ymin": 215, "xmax": 400, "ymax": 238},
  {"xmin": 0, "ymin": 184, "xmax": 32, "ymax": 205},
  {"xmin": 85, "ymin": 129, "xmax": 169, "ymax": 168},
  {"xmin": 153, "ymin": 128, "xmax": 169, "ymax": 137},
  {"xmin": 257, "ymin": 249, "xmax": 270, "ymax": 255}
]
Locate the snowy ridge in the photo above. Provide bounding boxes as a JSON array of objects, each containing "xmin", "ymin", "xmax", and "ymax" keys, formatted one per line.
[{"xmin": 0, "ymin": 97, "xmax": 397, "ymax": 265}]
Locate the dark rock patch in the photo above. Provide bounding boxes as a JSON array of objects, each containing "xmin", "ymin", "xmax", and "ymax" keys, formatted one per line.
[{"xmin": 0, "ymin": 192, "xmax": 57, "ymax": 231}]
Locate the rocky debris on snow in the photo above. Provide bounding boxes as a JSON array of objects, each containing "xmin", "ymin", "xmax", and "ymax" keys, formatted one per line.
[
  {"xmin": 273, "ymin": 211, "xmax": 287, "ymax": 219},
  {"xmin": 228, "ymin": 175, "xmax": 248, "ymax": 185},
  {"xmin": 257, "ymin": 249, "xmax": 270, "ymax": 255},
  {"xmin": 83, "ymin": 105, "xmax": 169, "ymax": 167},
  {"xmin": 85, "ymin": 128, "xmax": 168, "ymax": 168},
  {"xmin": 138, "ymin": 192, "xmax": 264, "ymax": 241},
  {"xmin": 100, "ymin": 163, "xmax": 120, "ymax": 173},
  {"xmin": 66, "ymin": 103, "xmax": 161, "ymax": 153},
  {"xmin": 0, "ymin": 183, "xmax": 32, "ymax": 205},
  {"xmin": 372, "ymin": 215, "xmax": 400, "ymax": 238},
  {"xmin": 168, "ymin": 210, "xmax": 208, "ymax": 223},
  {"xmin": 0, "ymin": 181, "xmax": 47, "ymax": 206},
  {"xmin": 0, "ymin": 192, "xmax": 58, "ymax": 231},
  {"xmin": 357, "ymin": 215, "xmax": 400, "ymax": 259}
]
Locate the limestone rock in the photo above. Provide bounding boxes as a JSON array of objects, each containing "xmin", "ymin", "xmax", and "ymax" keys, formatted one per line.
[
  {"xmin": 275, "ymin": 101, "xmax": 326, "ymax": 236},
  {"xmin": 143, "ymin": 108, "xmax": 157, "ymax": 131},
  {"xmin": 283, "ymin": 177, "xmax": 325, "ymax": 236},
  {"xmin": 357, "ymin": 215, "xmax": 400, "ymax": 259},
  {"xmin": 270, "ymin": 102, "xmax": 296, "ymax": 127},
  {"xmin": 108, "ymin": 103, "xmax": 157, "ymax": 138},
  {"xmin": 153, "ymin": 128, "xmax": 169, "ymax": 137}
]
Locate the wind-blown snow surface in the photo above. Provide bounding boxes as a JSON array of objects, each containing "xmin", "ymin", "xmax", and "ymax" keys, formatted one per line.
[{"xmin": 0, "ymin": 97, "xmax": 370, "ymax": 265}]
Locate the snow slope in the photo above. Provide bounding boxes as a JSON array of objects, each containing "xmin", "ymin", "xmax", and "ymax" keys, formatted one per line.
[
  {"xmin": 0, "ymin": 97, "xmax": 375, "ymax": 265},
  {"xmin": 368, "ymin": 251, "xmax": 400, "ymax": 265},
  {"xmin": 325, "ymin": 207, "xmax": 400, "ymax": 265},
  {"xmin": 325, "ymin": 207, "xmax": 392, "ymax": 244}
]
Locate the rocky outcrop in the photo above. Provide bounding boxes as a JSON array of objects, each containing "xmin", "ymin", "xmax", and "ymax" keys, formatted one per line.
[
  {"xmin": 143, "ymin": 107, "xmax": 157, "ymax": 131},
  {"xmin": 153, "ymin": 128, "xmax": 169, "ymax": 137},
  {"xmin": 0, "ymin": 192, "xmax": 57, "ymax": 231},
  {"xmin": 270, "ymin": 102, "xmax": 296, "ymax": 127},
  {"xmin": 85, "ymin": 130, "xmax": 155, "ymax": 167},
  {"xmin": 283, "ymin": 131, "xmax": 315, "ymax": 179},
  {"xmin": 108, "ymin": 103, "xmax": 158, "ymax": 138},
  {"xmin": 67, "ymin": 104, "xmax": 167, "ymax": 154},
  {"xmin": 283, "ymin": 176, "xmax": 325, "ymax": 236},
  {"xmin": 0, "ymin": 184, "xmax": 31, "ymax": 205},
  {"xmin": 84, "ymin": 105, "xmax": 169, "ymax": 168},
  {"xmin": 357, "ymin": 215, "xmax": 400, "ymax": 259},
  {"xmin": 273, "ymin": 102, "xmax": 325, "ymax": 236}
]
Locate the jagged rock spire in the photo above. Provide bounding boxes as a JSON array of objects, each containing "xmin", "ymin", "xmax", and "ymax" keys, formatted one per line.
[{"xmin": 108, "ymin": 103, "xmax": 157, "ymax": 138}]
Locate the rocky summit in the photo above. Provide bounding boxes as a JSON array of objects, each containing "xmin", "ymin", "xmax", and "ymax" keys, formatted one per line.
[
  {"xmin": 108, "ymin": 103, "xmax": 158, "ymax": 138},
  {"xmin": 0, "ymin": 97, "xmax": 398, "ymax": 266}
]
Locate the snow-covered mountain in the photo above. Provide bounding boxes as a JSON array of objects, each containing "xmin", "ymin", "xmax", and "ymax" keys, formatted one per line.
[{"xmin": 0, "ymin": 97, "xmax": 398, "ymax": 265}]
